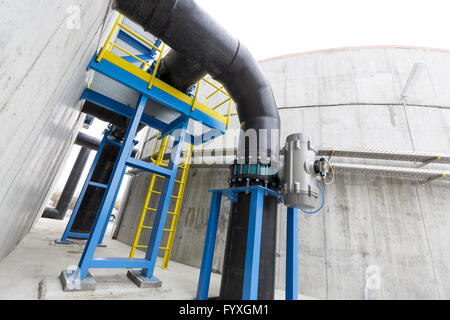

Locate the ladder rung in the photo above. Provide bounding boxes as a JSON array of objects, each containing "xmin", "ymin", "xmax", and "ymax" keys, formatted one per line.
[
  {"xmin": 152, "ymin": 191, "xmax": 162, "ymax": 194},
  {"xmin": 171, "ymin": 195, "xmax": 182, "ymax": 199},
  {"xmin": 140, "ymin": 226, "xmax": 174, "ymax": 233},
  {"xmin": 146, "ymin": 208, "xmax": 177, "ymax": 215},
  {"xmin": 88, "ymin": 182, "xmax": 108, "ymax": 189}
]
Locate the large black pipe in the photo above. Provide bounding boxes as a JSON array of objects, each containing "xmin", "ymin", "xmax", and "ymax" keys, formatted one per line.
[
  {"xmin": 42, "ymin": 147, "xmax": 91, "ymax": 220},
  {"xmin": 42, "ymin": 131, "xmax": 101, "ymax": 220},
  {"xmin": 113, "ymin": 0, "xmax": 280, "ymax": 165},
  {"xmin": 113, "ymin": 0, "xmax": 281, "ymax": 299}
]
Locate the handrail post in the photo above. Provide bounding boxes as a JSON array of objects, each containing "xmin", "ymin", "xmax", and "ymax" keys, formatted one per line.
[
  {"xmin": 191, "ymin": 81, "xmax": 201, "ymax": 112},
  {"xmin": 96, "ymin": 14, "xmax": 123, "ymax": 63},
  {"xmin": 149, "ymin": 44, "xmax": 166, "ymax": 90}
]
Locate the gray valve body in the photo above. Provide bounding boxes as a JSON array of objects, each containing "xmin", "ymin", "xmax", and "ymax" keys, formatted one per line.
[{"xmin": 283, "ymin": 133, "xmax": 319, "ymax": 209}]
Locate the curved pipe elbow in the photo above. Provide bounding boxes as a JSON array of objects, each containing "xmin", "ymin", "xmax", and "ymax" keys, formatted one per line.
[{"xmin": 113, "ymin": 0, "xmax": 281, "ymax": 167}]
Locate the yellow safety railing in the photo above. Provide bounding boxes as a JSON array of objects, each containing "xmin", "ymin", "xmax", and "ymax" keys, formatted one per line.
[
  {"xmin": 96, "ymin": 15, "xmax": 234, "ymax": 128},
  {"xmin": 96, "ymin": 14, "xmax": 166, "ymax": 90},
  {"xmin": 192, "ymin": 78, "xmax": 234, "ymax": 129}
]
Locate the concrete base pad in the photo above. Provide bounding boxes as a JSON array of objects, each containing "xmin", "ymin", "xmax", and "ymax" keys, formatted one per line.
[
  {"xmin": 59, "ymin": 269, "xmax": 96, "ymax": 292},
  {"xmin": 127, "ymin": 270, "xmax": 162, "ymax": 288}
]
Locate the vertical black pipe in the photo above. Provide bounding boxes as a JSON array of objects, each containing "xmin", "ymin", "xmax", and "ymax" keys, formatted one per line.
[
  {"xmin": 113, "ymin": 0, "xmax": 282, "ymax": 300},
  {"xmin": 42, "ymin": 147, "xmax": 91, "ymax": 220},
  {"xmin": 220, "ymin": 194, "xmax": 278, "ymax": 300}
]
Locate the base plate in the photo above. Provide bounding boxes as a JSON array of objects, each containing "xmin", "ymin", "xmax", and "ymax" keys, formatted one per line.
[
  {"xmin": 127, "ymin": 270, "xmax": 162, "ymax": 288},
  {"xmin": 59, "ymin": 269, "xmax": 96, "ymax": 292}
]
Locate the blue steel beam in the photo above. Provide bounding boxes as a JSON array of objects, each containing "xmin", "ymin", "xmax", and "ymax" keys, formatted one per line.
[
  {"xmin": 117, "ymin": 30, "xmax": 155, "ymax": 58},
  {"xmin": 82, "ymin": 88, "xmax": 203, "ymax": 146},
  {"xmin": 196, "ymin": 191, "xmax": 222, "ymax": 300},
  {"xmin": 142, "ymin": 120, "xmax": 189, "ymax": 279},
  {"xmin": 242, "ymin": 189, "xmax": 264, "ymax": 300},
  {"xmin": 125, "ymin": 158, "xmax": 172, "ymax": 177},
  {"xmin": 89, "ymin": 257, "xmax": 151, "ymax": 269},
  {"xmin": 81, "ymin": 89, "xmax": 167, "ymax": 132},
  {"xmin": 77, "ymin": 95, "xmax": 148, "ymax": 279},
  {"xmin": 286, "ymin": 207, "xmax": 298, "ymax": 300},
  {"xmin": 159, "ymin": 115, "xmax": 190, "ymax": 140}
]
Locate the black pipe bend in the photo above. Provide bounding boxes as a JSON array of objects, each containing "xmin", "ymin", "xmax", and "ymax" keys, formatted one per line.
[{"xmin": 112, "ymin": 0, "xmax": 281, "ymax": 167}]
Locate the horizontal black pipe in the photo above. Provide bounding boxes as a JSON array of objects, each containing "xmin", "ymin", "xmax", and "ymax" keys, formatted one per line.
[{"xmin": 75, "ymin": 132, "xmax": 101, "ymax": 150}]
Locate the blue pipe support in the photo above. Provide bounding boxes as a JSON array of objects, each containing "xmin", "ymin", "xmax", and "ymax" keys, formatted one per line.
[{"xmin": 196, "ymin": 186, "xmax": 301, "ymax": 301}]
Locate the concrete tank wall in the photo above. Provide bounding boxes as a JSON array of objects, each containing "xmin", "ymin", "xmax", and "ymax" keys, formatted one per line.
[
  {"xmin": 115, "ymin": 47, "xmax": 450, "ymax": 299},
  {"xmin": 0, "ymin": 0, "xmax": 112, "ymax": 260}
]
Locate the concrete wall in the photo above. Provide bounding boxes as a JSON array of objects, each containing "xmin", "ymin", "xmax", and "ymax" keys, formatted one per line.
[
  {"xmin": 115, "ymin": 47, "xmax": 450, "ymax": 299},
  {"xmin": 0, "ymin": 0, "xmax": 112, "ymax": 260}
]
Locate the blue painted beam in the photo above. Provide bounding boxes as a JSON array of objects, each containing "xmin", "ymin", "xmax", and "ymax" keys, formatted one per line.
[
  {"xmin": 286, "ymin": 207, "xmax": 298, "ymax": 300},
  {"xmin": 126, "ymin": 158, "xmax": 172, "ymax": 177},
  {"xmin": 242, "ymin": 189, "xmax": 264, "ymax": 300},
  {"xmin": 66, "ymin": 232, "xmax": 90, "ymax": 239},
  {"xmin": 90, "ymin": 257, "xmax": 151, "ymax": 269},
  {"xmin": 196, "ymin": 192, "xmax": 222, "ymax": 300},
  {"xmin": 159, "ymin": 115, "xmax": 190, "ymax": 140},
  {"xmin": 81, "ymin": 89, "xmax": 167, "ymax": 132},
  {"xmin": 117, "ymin": 30, "xmax": 155, "ymax": 58},
  {"xmin": 77, "ymin": 95, "xmax": 148, "ymax": 279}
]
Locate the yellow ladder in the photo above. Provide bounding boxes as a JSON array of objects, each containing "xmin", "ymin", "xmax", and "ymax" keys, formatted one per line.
[{"xmin": 129, "ymin": 133, "xmax": 194, "ymax": 269}]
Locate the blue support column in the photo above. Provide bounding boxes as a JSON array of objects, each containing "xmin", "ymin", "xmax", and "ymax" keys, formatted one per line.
[
  {"xmin": 196, "ymin": 191, "xmax": 222, "ymax": 300},
  {"xmin": 77, "ymin": 95, "xmax": 148, "ymax": 279},
  {"xmin": 286, "ymin": 207, "xmax": 298, "ymax": 300},
  {"xmin": 59, "ymin": 132, "xmax": 109, "ymax": 243},
  {"xmin": 141, "ymin": 121, "xmax": 189, "ymax": 279},
  {"xmin": 242, "ymin": 189, "xmax": 264, "ymax": 300},
  {"xmin": 97, "ymin": 164, "xmax": 128, "ymax": 246}
]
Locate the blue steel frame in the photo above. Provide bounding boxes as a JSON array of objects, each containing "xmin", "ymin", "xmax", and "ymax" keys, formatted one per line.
[
  {"xmin": 59, "ymin": 28, "xmax": 232, "ymax": 284},
  {"xmin": 66, "ymin": 94, "xmax": 191, "ymax": 280},
  {"xmin": 196, "ymin": 186, "xmax": 299, "ymax": 301},
  {"xmin": 87, "ymin": 54, "xmax": 227, "ymax": 135}
]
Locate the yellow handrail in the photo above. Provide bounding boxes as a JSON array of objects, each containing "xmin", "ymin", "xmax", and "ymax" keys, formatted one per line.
[
  {"xmin": 96, "ymin": 14, "xmax": 235, "ymax": 129},
  {"xmin": 110, "ymin": 43, "xmax": 151, "ymax": 68},
  {"xmin": 149, "ymin": 43, "xmax": 166, "ymax": 90},
  {"xmin": 96, "ymin": 14, "xmax": 124, "ymax": 63},
  {"xmin": 212, "ymin": 97, "xmax": 232, "ymax": 111},
  {"xmin": 202, "ymin": 78, "xmax": 230, "ymax": 97},
  {"xmin": 118, "ymin": 23, "xmax": 163, "ymax": 53}
]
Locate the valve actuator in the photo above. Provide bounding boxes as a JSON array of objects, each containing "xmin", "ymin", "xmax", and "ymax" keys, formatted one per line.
[{"xmin": 280, "ymin": 133, "xmax": 329, "ymax": 209}]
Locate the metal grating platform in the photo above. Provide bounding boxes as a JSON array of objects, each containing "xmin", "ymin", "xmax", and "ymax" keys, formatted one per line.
[{"xmin": 317, "ymin": 147, "xmax": 450, "ymax": 165}]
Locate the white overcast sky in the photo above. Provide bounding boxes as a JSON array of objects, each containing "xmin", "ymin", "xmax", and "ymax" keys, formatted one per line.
[{"xmin": 196, "ymin": 0, "xmax": 450, "ymax": 60}]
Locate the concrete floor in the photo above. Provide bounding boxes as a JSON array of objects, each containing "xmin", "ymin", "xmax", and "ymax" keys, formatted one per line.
[{"xmin": 0, "ymin": 215, "xmax": 311, "ymax": 300}]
